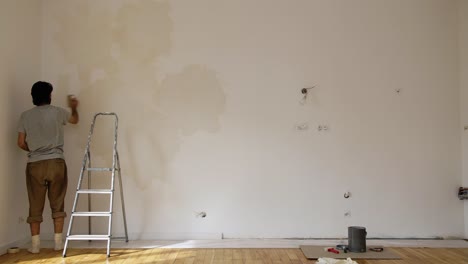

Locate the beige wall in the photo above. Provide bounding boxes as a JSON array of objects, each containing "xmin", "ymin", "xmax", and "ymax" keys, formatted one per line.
[
  {"xmin": 0, "ymin": 0, "xmax": 42, "ymax": 253},
  {"xmin": 36, "ymin": 0, "xmax": 464, "ymax": 239},
  {"xmin": 459, "ymin": 0, "xmax": 468, "ymax": 239}
]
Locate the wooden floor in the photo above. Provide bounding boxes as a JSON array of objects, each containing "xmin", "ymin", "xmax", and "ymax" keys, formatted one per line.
[{"xmin": 0, "ymin": 248, "xmax": 467, "ymax": 264}]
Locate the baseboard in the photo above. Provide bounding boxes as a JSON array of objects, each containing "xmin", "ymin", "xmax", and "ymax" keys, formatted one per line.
[
  {"xmin": 40, "ymin": 232, "xmax": 222, "ymax": 241},
  {"xmin": 0, "ymin": 236, "xmax": 29, "ymax": 255},
  {"xmin": 117, "ymin": 232, "xmax": 223, "ymax": 240},
  {"xmin": 222, "ymin": 235, "xmax": 462, "ymax": 240},
  {"xmin": 36, "ymin": 233, "xmax": 464, "ymax": 242}
]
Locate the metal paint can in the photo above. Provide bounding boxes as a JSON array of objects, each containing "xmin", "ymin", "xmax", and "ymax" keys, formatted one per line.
[{"xmin": 348, "ymin": 226, "xmax": 367, "ymax": 253}]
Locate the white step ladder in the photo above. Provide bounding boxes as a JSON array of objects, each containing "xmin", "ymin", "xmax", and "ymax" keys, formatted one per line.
[{"xmin": 63, "ymin": 112, "xmax": 129, "ymax": 257}]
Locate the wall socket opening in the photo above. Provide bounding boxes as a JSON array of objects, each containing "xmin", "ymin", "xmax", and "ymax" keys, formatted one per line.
[{"xmin": 195, "ymin": 212, "xmax": 207, "ymax": 218}]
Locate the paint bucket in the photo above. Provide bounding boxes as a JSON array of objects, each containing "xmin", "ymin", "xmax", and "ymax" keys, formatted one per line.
[{"xmin": 348, "ymin": 226, "xmax": 366, "ymax": 252}]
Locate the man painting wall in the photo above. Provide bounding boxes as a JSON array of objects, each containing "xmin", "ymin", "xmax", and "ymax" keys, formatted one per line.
[{"xmin": 17, "ymin": 81, "xmax": 79, "ymax": 253}]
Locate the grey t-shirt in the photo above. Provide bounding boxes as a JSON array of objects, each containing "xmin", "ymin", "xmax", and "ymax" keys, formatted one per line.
[{"xmin": 18, "ymin": 105, "xmax": 71, "ymax": 163}]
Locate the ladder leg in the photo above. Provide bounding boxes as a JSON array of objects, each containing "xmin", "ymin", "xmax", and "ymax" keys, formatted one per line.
[
  {"xmin": 107, "ymin": 238, "xmax": 111, "ymax": 257},
  {"xmin": 62, "ymin": 238, "xmax": 69, "ymax": 257},
  {"xmin": 107, "ymin": 212, "xmax": 113, "ymax": 257},
  {"xmin": 87, "ymin": 151, "xmax": 92, "ymax": 238},
  {"xmin": 117, "ymin": 152, "xmax": 129, "ymax": 242}
]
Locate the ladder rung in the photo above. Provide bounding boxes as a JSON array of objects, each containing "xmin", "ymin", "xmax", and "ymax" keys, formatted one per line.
[
  {"xmin": 86, "ymin": 167, "xmax": 118, "ymax": 171},
  {"xmin": 77, "ymin": 189, "xmax": 113, "ymax": 194},
  {"xmin": 72, "ymin": 212, "xmax": 111, "ymax": 217},
  {"xmin": 67, "ymin": 235, "xmax": 110, "ymax": 240}
]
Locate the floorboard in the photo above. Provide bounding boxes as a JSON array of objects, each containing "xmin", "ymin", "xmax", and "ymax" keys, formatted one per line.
[{"xmin": 0, "ymin": 248, "xmax": 466, "ymax": 264}]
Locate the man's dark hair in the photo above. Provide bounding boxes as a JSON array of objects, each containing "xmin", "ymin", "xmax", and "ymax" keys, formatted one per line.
[{"xmin": 31, "ymin": 81, "xmax": 53, "ymax": 106}]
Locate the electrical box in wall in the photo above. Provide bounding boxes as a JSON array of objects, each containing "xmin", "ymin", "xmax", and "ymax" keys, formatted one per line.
[{"xmin": 458, "ymin": 187, "xmax": 468, "ymax": 200}]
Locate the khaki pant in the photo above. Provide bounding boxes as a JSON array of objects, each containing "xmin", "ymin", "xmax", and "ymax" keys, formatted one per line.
[{"xmin": 26, "ymin": 158, "xmax": 68, "ymax": 223}]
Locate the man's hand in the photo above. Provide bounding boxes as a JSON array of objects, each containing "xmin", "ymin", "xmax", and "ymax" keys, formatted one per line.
[
  {"xmin": 67, "ymin": 95, "xmax": 79, "ymax": 124},
  {"xmin": 17, "ymin": 132, "xmax": 29, "ymax": 151}
]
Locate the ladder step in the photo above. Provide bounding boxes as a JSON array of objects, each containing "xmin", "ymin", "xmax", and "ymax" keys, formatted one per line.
[
  {"xmin": 77, "ymin": 189, "xmax": 113, "ymax": 194},
  {"xmin": 72, "ymin": 212, "xmax": 112, "ymax": 217},
  {"xmin": 86, "ymin": 167, "xmax": 119, "ymax": 171},
  {"xmin": 67, "ymin": 235, "xmax": 110, "ymax": 240}
]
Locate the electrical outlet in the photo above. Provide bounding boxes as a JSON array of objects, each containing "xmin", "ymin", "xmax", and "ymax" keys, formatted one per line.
[
  {"xmin": 318, "ymin": 125, "xmax": 329, "ymax": 131},
  {"xmin": 195, "ymin": 211, "xmax": 207, "ymax": 218}
]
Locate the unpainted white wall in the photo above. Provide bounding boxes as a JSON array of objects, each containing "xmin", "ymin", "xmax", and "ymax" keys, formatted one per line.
[
  {"xmin": 459, "ymin": 0, "xmax": 468, "ymax": 239},
  {"xmin": 0, "ymin": 0, "xmax": 42, "ymax": 253},
  {"xmin": 38, "ymin": 0, "xmax": 463, "ymax": 239}
]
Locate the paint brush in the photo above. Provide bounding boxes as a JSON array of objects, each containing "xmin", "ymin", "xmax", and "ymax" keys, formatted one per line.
[{"xmin": 67, "ymin": 94, "xmax": 78, "ymax": 107}]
